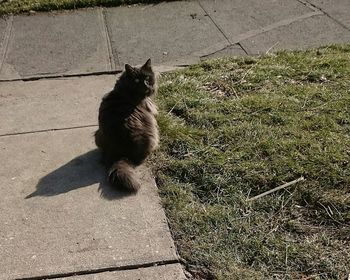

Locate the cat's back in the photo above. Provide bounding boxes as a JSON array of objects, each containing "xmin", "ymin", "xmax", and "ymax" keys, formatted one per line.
[
  {"xmin": 129, "ymin": 98, "xmax": 158, "ymax": 131},
  {"xmin": 98, "ymin": 90, "xmax": 134, "ymax": 128},
  {"xmin": 126, "ymin": 98, "xmax": 159, "ymax": 148}
]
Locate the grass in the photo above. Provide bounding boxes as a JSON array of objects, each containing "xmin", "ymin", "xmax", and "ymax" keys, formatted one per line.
[
  {"xmin": 151, "ymin": 45, "xmax": 350, "ymax": 279},
  {"xmin": 0, "ymin": 0, "xmax": 172, "ymax": 15}
]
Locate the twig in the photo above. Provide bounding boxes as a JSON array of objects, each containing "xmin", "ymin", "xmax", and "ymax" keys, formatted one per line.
[
  {"xmin": 247, "ymin": 177, "xmax": 305, "ymax": 202},
  {"xmin": 266, "ymin": 41, "xmax": 280, "ymax": 54},
  {"xmin": 318, "ymin": 202, "xmax": 344, "ymax": 225}
]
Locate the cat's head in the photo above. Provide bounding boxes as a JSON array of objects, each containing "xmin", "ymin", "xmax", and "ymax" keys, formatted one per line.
[{"xmin": 123, "ymin": 58, "xmax": 156, "ymax": 97}]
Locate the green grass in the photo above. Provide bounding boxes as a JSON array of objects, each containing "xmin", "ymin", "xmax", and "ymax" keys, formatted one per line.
[
  {"xmin": 152, "ymin": 45, "xmax": 350, "ymax": 279},
  {"xmin": 0, "ymin": 0, "xmax": 172, "ymax": 15}
]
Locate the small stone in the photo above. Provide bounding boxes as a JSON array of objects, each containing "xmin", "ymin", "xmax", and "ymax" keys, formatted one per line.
[
  {"xmin": 163, "ymin": 52, "xmax": 168, "ymax": 56},
  {"xmin": 320, "ymin": 75, "xmax": 327, "ymax": 82}
]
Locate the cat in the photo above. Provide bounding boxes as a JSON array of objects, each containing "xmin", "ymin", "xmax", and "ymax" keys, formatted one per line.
[{"xmin": 95, "ymin": 58, "xmax": 159, "ymax": 192}]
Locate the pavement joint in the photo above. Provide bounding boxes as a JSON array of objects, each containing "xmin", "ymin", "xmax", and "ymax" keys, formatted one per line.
[
  {"xmin": 100, "ymin": 8, "xmax": 117, "ymax": 70},
  {"xmin": 15, "ymin": 259, "xmax": 180, "ymax": 280},
  {"xmin": 200, "ymin": 44, "xmax": 234, "ymax": 59},
  {"xmin": 200, "ymin": 43, "xmax": 247, "ymax": 58},
  {"xmin": 236, "ymin": 42, "xmax": 249, "ymax": 55},
  {"xmin": 0, "ymin": 124, "xmax": 98, "ymax": 138},
  {"xmin": 197, "ymin": 0, "xmax": 232, "ymax": 45},
  {"xmin": 296, "ymin": 0, "xmax": 321, "ymax": 13},
  {"xmin": 0, "ymin": 69, "xmax": 121, "ymax": 82},
  {"xmin": 0, "ymin": 64, "xmax": 185, "ymax": 82},
  {"xmin": 0, "ymin": 14, "xmax": 12, "ymax": 73}
]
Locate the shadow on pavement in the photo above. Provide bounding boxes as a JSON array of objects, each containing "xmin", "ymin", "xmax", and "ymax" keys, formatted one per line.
[{"xmin": 26, "ymin": 149, "xmax": 133, "ymax": 200}]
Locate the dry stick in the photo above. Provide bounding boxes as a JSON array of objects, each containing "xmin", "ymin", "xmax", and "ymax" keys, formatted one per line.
[{"xmin": 247, "ymin": 176, "xmax": 305, "ymax": 202}]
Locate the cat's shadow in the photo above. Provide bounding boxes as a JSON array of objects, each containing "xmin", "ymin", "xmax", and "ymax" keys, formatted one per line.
[{"xmin": 26, "ymin": 149, "xmax": 132, "ymax": 200}]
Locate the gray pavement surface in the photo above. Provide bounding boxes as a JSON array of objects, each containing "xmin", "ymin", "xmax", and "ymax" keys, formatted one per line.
[
  {"xmin": 0, "ymin": 0, "xmax": 349, "ymax": 279},
  {"xmin": 199, "ymin": 0, "xmax": 314, "ymax": 43},
  {"xmin": 241, "ymin": 14, "xmax": 350, "ymax": 54},
  {"xmin": 0, "ymin": 75, "xmax": 181, "ymax": 280},
  {"xmin": 0, "ymin": 76, "xmax": 114, "ymax": 135},
  {"xmin": 1, "ymin": 10, "xmax": 111, "ymax": 80},
  {"xmin": 105, "ymin": 1, "xmax": 227, "ymax": 67},
  {"xmin": 308, "ymin": 0, "xmax": 350, "ymax": 29},
  {"xmin": 0, "ymin": 0, "xmax": 349, "ymax": 80}
]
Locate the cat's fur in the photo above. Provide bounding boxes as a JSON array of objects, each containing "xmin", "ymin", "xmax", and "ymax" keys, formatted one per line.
[{"xmin": 95, "ymin": 59, "xmax": 159, "ymax": 192}]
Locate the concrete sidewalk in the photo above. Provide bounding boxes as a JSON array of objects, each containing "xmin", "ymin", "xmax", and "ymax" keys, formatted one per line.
[
  {"xmin": 0, "ymin": 0, "xmax": 349, "ymax": 80},
  {"xmin": 0, "ymin": 76, "xmax": 186, "ymax": 280},
  {"xmin": 0, "ymin": 0, "xmax": 349, "ymax": 279}
]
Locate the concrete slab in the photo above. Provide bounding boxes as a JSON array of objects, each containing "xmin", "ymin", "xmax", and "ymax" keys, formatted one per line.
[
  {"xmin": 104, "ymin": 1, "xmax": 227, "ymax": 67},
  {"xmin": 55, "ymin": 264, "xmax": 186, "ymax": 279},
  {"xmin": 240, "ymin": 15, "xmax": 350, "ymax": 54},
  {"xmin": 0, "ymin": 128, "xmax": 178, "ymax": 280},
  {"xmin": 0, "ymin": 10, "xmax": 111, "ymax": 80},
  {"xmin": 0, "ymin": 75, "xmax": 116, "ymax": 135},
  {"xmin": 199, "ymin": 0, "xmax": 315, "ymax": 43},
  {"xmin": 308, "ymin": 0, "xmax": 350, "ymax": 29}
]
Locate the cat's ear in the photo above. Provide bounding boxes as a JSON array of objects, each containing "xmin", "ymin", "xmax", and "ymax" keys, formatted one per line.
[
  {"xmin": 125, "ymin": 64, "xmax": 135, "ymax": 75},
  {"xmin": 141, "ymin": 58, "xmax": 152, "ymax": 71}
]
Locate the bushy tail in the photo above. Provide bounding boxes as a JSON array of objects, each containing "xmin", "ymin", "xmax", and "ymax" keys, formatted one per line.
[{"xmin": 108, "ymin": 160, "xmax": 141, "ymax": 192}]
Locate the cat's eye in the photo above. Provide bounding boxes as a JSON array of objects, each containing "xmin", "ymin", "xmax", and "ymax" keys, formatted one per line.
[{"xmin": 144, "ymin": 76, "xmax": 151, "ymax": 86}]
